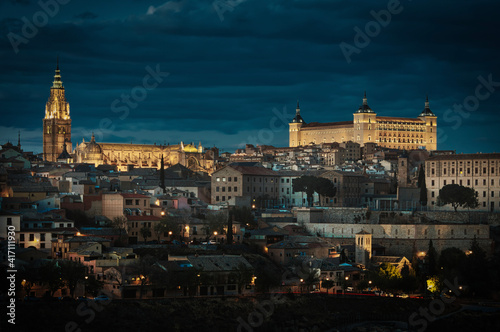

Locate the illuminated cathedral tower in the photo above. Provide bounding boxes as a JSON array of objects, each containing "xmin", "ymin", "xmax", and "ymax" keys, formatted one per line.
[{"xmin": 43, "ymin": 60, "xmax": 72, "ymax": 162}]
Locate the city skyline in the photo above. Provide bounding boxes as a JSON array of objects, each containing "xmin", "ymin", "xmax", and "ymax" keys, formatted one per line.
[{"xmin": 1, "ymin": 0, "xmax": 500, "ymax": 154}]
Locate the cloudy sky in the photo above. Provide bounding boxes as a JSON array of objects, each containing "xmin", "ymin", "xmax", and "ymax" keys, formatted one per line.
[{"xmin": 1, "ymin": 0, "xmax": 499, "ymax": 154}]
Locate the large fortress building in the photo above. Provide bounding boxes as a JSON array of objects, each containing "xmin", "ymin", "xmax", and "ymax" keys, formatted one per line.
[
  {"xmin": 289, "ymin": 93, "xmax": 437, "ymax": 151},
  {"xmin": 42, "ymin": 63, "xmax": 216, "ymax": 173}
]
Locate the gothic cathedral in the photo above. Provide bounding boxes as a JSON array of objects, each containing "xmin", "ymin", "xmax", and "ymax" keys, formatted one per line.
[{"xmin": 43, "ymin": 61, "xmax": 72, "ymax": 162}]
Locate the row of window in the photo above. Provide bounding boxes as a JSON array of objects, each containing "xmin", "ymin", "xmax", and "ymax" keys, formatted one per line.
[
  {"xmin": 20, "ymin": 233, "xmax": 49, "ymax": 241},
  {"xmin": 215, "ymin": 176, "xmax": 238, "ymax": 182},
  {"xmin": 430, "ymin": 178, "xmax": 500, "ymax": 187},
  {"xmin": 125, "ymin": 199, "xmax": 147, "ymax": 206},
  {"xmin": 331, "ymin": 228, "xmax": 481, "ymax": 236},
  {"xmin": 215, "ymin": 186, "xmax": 238, "ymax": 193}
]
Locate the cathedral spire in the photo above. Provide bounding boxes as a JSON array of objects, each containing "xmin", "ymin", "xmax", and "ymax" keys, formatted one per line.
[
  {"xmin": 17, "ymin": 130, "xmax": 21, "ymax": 149},
  {"xmin": 52, "ymin": 57, "xmax": 63, "ymax": 89},
  {"xmin": 363, "ymin": 91, "xmax": 367, "ymax": 105}
]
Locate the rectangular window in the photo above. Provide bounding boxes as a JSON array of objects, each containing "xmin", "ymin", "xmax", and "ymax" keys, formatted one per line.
[
  {"xmin": 20, "ymin": 234, "xmax": 25, "ymax": 241},
  {"xmin": 234, "ymin": 177, "xmax": 237, "ymax": 182},
  {"xmin": 234, "ymin": 187, "xmax": 237, "ymax": 192},
  {"xmin": 222, "ymin": 187, "xmax": 226, "ymax": 192},
  {"xmin": 431, "ymin": 180, "xmax": 435, "ymax": 186},
  {"xmin": 216, "ymin": 196, "xmax": 219, "ymax": 201},
  {"xmin": 216, "ymin": 177, "xmax": 220, "ymax": 182},
  {"xmin": 228, "ymin": 187, "xmax": 232, "ymax": 192},
  {"xmin": 228, "ymin": 177, "xmax": 231, "ymax": 182},
  {"xmin": 29, "ymin": 234, "xmax": 34, "ymax": 241},
  {"xmin": 7, "ymin": 217, "xmax": 12, "ymax": 226},
  {"xmin": 216, "ymin": 187, "xmax": 219, "ymax": 192}
]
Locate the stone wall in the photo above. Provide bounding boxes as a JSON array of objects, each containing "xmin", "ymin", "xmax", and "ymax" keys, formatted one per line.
[{"xmin": 296, "ymin": 207, "xmax": 500, "ymax": 225}]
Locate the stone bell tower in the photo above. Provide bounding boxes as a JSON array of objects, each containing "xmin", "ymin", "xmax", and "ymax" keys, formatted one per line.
[{"xmin": 43, "ymin": 59, "xmax": 72, "ymax": 162}]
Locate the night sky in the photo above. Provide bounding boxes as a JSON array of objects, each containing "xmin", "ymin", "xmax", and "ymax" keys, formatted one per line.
[{"xmin": 1, "ymin": 0, "xmax": 500, "ymax": 155}]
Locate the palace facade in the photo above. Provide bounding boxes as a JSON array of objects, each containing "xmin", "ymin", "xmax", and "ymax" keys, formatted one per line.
[
  {"xmin": 289, "ymin": 93, "xmax": 437, "ymax": 151},
  {"xmin": 43, "ymin": 63, "xmax": 216, "ymax": 173}
]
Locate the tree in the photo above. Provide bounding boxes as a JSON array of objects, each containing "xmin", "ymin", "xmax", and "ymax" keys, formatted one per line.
[
  {"xmin": 229, "ymin": 263, "xmax": 254, "ymax": 294},
  {"xmin": 230, "ymin": 206, "xmax": 256, "ymax": 229},
  {"xmin": 204, "ymin": 211, "xmax": 227, "ymax": 238},
  {"xmin": 425, "ymin": 240, "xmax": 438, "ymax": 276},
  {"xmin": 322, "ymin": 279, "xmax": 335, "ymax": 295},
  {"xmin": 418, "ymin": 164, "xmax": 428, "ymax": 206},
  {"xmin": 374, "ymin": 263, "xmax": 402, "ymax": 292},
  {"xmin": 426, "ymin": 275, "xmax": 441, "ymax": 295},
  {"xmin": 39, "ymin": 261, "xmax": 64, "ymax": 297},
  {"xmin": 60, "ymin": 260, "xmax": 86, "ymax": 298},
  {"xmin": 315, "ymin": 177, "xmax": 336, "ymax": 206},
  {"xmin": 161, "ymin": 215, "xmax": 181, "ymax": 239},
  {"xmin": 84, "ymin": 277, "xmax": 104, "ymax": 297},
  {"xmin": 293, "ymin": 176, "xmax": 317, "ymax": 206},
  {"xmin": 437, "ymin": 184, "xmax": 479, "ymax": 212},
  {"xmin": 292, "ymin": 176, "xmax": 336, "ymax": 207},
  {"xmin": 130, "ymin": 255, "xmax": 156, "ymax": 299},
  {"xmin": 140, "ymin": 226, "xmax": 152, "ymax": 243},
  {"xmin": 112, "ymin": 215, "xmax": 128, "ymax": 245},
  {"xmin": 439, "ymin": 247, "xmax": 466, "ymax": 280},
  {"xmin": 153, "ymin": 221, "xmax": 167, "ymax": 242},
  {"xmin": 464, "ymin": 237, "xmax": 488, "ymax": 296}
]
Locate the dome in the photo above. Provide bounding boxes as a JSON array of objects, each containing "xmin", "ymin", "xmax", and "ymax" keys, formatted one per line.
[
  {"xmin": 84, "ymin": 134, "xmax": 102, "ymax": 157},
  {"xmin": 184, "ymin": 143, "xmax": 198, "ymax": 153}
]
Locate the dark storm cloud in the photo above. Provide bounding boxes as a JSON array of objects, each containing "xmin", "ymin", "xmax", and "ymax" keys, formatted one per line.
[
  {"xmin": 74, "ymin": 12, "xmax": 98, "ymax": 20},
  {"xmin": 0, "ymin": 0, "xmax": 500, "ymax": 153}
]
